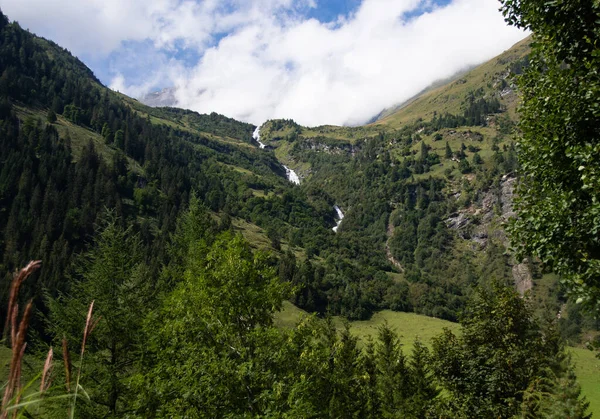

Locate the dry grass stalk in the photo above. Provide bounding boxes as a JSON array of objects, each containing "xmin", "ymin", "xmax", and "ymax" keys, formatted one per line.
[
  {"xmin": 71, "ymin": 300, "xmax": 99, "ymax": 419},
  {"xmin": 62, "ymin": 337, "xmax": 72, "ymax": 392},
  {"xmin": 3, "ymin": 260, "xmax": 41, "ymax": 343},
  {"xmin": 1, "ymin": 301, "xmax": 33, "ymax": 419},
  {"xmin": 40, "ymin": 347, "xmax": 53, "ymax": 394},
  {"xmin": 1, "ymin": 261, "xmax": 41, "ymax": 419}
]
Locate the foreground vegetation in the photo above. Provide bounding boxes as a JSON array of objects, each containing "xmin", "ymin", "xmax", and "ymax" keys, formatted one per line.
[
  {"xmin": 277, "ymin": 303, "xmax": 600, "ymax": 417},
  {"xmin": 1, "ymin": 210, "xmax": 591, "ymax": 417}
]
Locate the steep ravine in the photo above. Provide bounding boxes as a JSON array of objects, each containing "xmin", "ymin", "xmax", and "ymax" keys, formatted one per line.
[{"xmin": 385, "ymin": 220, "xmax": 405, "ymax": 272}]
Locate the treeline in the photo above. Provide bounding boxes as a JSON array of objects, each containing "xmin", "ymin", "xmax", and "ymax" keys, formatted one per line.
[
  {"xmin": 6, "ymin": 203, "xmax": 588, "ymax": 418},
  {"xmin": 147, "ymin": 107, "xmax": 256, "ymax": 142}
]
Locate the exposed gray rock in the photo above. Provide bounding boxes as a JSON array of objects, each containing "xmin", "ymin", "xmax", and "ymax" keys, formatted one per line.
[
  {"xmin": 513, "ymin": 262, "xmax": 533, "ymax": 295},
  {"xmin": 501, "ymin": 175, "xmax": 517, "ymax": 220},
  {"xmin": 140, "ymin": 87, "xmax": 178, "ymax": 107},
  {"xmin": 446, "ymin": 212, "xmax": 470, "ymax": 230}
]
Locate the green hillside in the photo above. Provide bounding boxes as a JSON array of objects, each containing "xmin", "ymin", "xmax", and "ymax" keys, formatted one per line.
[
  {"xmin": 374, "ymin": 36, "xmax": 531, "ymax": 128},
  {"xmin": 256, "ymin": 40, "xmax": 525, "ymax": 323},
  {"xmin": 276, "ymin": 301, "xmax": 461, "ymax": 350},
  {"xmin": 1, "ymin": 5, "xmax": 599, "ymax": 418}
]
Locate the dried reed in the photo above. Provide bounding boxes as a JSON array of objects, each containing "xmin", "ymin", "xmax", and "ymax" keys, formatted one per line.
[
  {"xmin": 1, "ymin": 260, "xmax": 41, "ymax": 419},
  {"xmin": 40, "ymin": 347, "xmax": 53, "ymax": 394},
  {"xmin": 70, "ymin": 300, "xmax": 99, "ymax": 419},
  {"xmin": 62, "ymin": 337, "xmax": 72, "ymax": 393}
]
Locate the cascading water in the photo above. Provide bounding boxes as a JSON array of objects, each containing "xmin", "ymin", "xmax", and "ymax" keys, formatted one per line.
[
  {"xmin": 254, "ymin": 124, "xmax": 301, "ymax": 185},
  {"xmin": 252, "ymin": 125, "xmax": 267, "ymax": 149},
  {"xmin": 283, "ymin": 166, "xmax": 300, "ymax": 185},
  {"xmin": 333, "ymin": 205, "xmax": 344, "ymax": 233}
]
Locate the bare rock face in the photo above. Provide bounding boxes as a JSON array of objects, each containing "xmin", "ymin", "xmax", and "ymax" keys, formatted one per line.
[
  {"xmin": 445, "ymin": 175, "xmax": 531, "ymax": 291},
  {"xmin": 513, "ymin": 262, "xmax": 533, "ymax": 294},
  {"xmin": 501, "ymin": 175, "xmax": 517, "ymax": 220},
  {"xmin": 140, "ymin": 87, "xmax": 178, "ymax": 107},
  {"xmin": 446, "ymin": 212, "xmax": 470, "ymax": 230}
]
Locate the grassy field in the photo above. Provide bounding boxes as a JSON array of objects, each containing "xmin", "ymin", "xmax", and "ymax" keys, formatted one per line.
[
  {"xmin": 275, "ymin": 303, "xmax": 459, "ymax": 350},
  {"xmin": 571, "ymin": 347, "xmax": 600, "ymax": 417},
  {"xmin": 334, "ymin": 310, "xmax": 460, "ymax": 353}
]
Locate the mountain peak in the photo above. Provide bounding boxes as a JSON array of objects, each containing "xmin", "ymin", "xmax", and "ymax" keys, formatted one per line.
[{"xmin": 140, "ymin": 87, "xmax": 177, "ymax": 107}]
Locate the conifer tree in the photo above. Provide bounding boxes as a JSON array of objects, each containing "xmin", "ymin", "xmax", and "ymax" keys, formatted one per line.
[
  {"xmin": 46, "ymin": 108, "xmax": 56, "ymax": 123},
  {"xmin": 432, "ymin": 283, "xmax": 590, "ymax": 418},
  {"xmin": 375, "ymin": 323, "xmax": 409, "ymax": 417},
  {"xmin": 445, "ymin": 141, "xmax": 452, "ymax": 159},
  {"xmin": 47, "ymin": 212, "xmax": 150, "ymax": 417}
]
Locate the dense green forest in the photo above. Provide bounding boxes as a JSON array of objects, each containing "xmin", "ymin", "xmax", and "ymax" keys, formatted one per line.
[{"xmin": 1, "ymin": 0, "xmax": 600, "ymax": 416}]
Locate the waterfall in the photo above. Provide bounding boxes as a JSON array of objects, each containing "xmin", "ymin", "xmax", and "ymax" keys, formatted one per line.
[
  {"xmin": 283, "ymin": 165, "xmax": 300, "ymax": 185},
  {"xmin": 333, "ymin": 205, "xmax": 344, "ymax": 232},
  {"xmin": 252, "ymin": 125, "xmax": 266, "ymax": 149},
  {"xmin": 253, "ymin": 124, "xmax": 300, "ymax": 184}
]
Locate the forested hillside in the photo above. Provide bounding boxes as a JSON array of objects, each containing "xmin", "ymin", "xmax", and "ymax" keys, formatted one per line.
[
  {"xmin": 0, "ymin": 4, "xmax": 598, "ymax": 418},
  {"xmin": 256, "ymin": 33, "xmax": 599, "ymax": 354},
  {"xmin": 0, "ymin": 11, "xmax": 344, "ymax": 334},
  {"xmin": 256, "ymin": 35, "xmax": 525, "ymax": 321}
]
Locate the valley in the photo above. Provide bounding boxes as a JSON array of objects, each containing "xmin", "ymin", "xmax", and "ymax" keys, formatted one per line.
[{"xmin": 0, "ymin": 6, "xmax": 598, "ymax": 418}]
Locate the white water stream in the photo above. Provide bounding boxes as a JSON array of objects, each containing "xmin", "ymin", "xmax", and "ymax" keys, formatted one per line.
[
  {"xmin": 252, "ymin": 125, "xmax": 267, "ymax": 149},
  {"xmin": 333, "ymin": 205, "xmax": 345, "ymax": 233},
  {"xmin": 283, "ymin": 165, "xmax": 300, "ymax": 185},
  {"xmin": 253, "ymin": 124, "xmax": 301, "ymax": 185}
]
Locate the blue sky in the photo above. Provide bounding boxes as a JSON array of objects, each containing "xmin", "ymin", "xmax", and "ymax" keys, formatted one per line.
[{"xmin": 2, "ymin": 0, "xmax": 526, "ymax": 126}]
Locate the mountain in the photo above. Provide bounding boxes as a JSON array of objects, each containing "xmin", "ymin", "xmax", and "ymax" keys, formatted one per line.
[
  {"xmin": 0, "ymin": 11, "xmax": 597, "ymax": 418},
  {"xmin": 0, "ymin": 12, "xmax": 591, "ymax": 338},
  {"xmin": 139, "ymin": 87, "xmax": 178, "ymax": 107},
  {"xmin": 374, "ymin": 35, "xmax": 531, "ymax": 128},
  {"xmin": 0, "ymin": 12, "xmax": 337, "ymax": 330},
  {"xmin": 254, "ymin": 36, "xmax": 550, "ymax": 320}
]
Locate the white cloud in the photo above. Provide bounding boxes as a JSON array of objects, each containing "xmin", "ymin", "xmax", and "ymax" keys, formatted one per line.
[{"xmin": 2, "ymin": 0, "xmax": 527, "ymax": 126}]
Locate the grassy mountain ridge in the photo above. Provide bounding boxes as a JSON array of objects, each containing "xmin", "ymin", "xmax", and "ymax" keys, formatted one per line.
[{"xmin": 374, "ymin": 35, "xmax": 531, "ymax": 128}]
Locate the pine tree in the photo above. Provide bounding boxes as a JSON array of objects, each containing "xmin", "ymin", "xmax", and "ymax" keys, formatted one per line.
[
  {"xmin": 47, "ymin": 212, "xmax": 151, "ymax": 417},
  {"xmin": 408, "ymin": 339, "xmax": 438, "ymax": 417},
  {"xmin": 375, "ymin": 323, "xmax": 409, "ymax": 417},
  {"xmin": 46, "ymin": 108, "xmax": 56, "ymax": 123},
  {"xmin": 445, "ymin": 141, "xmax": 453, "ymax": 159},
  {"xmin": 432, "ymin": 283, "xmax": 590, "ymax": 418}
]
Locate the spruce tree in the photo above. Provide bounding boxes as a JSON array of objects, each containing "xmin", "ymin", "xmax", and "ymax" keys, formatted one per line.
[
  {"xmin": 445, "ymin": 141, "xmax": 453, "ymax": 159},
  {"xmin": 47, "ymin": 212, "xmax": 150, "ymax": 417},
  {"xmin": 46, "ymin": 108, "xmax": 56, "ymax": 123}
]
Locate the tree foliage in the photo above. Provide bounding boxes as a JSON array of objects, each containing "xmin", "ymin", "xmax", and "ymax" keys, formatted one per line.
[
  {"xmin": 501, "ymin": 0, "xmax": 600, "ymax": 308},
  {"xmin": 432, "ymin": 283, "xmax": 589, "ymax": 418}
]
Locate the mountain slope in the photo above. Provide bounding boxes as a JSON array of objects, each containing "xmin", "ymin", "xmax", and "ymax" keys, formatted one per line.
[
  {"xmin": 1, "ymin": 9, "xmax": 594, "ymax": 341},
  {"xmin": 254, "ymin": 36, "xmax": 535, "ymax": 321},
  {"xmin": 374, "ymin": 35, "xmax": 531, "ymax": 128},
  {"xmin": 0, "ymin": 12, "xmax": 338, "ymax": 333}
]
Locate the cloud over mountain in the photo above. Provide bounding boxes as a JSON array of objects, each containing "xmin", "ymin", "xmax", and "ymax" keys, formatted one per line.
[{"xmin": 3, "ymin": 0, "xmax": 526, "ymax": 126}]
